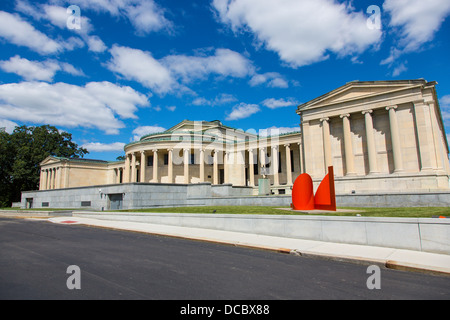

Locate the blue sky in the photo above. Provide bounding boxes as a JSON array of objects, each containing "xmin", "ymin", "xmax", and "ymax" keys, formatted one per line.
[{"xmin": 0, "ymin": 0, "xmax": 449, "ymax": 161}]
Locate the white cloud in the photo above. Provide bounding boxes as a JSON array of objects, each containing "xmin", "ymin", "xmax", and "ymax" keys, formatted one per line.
[
  {"xmin": 0, "ymin": 118, "xmax": 19, "ymax": 133},
  {"xmin": 161, "ymin": 48, "xmax": 254, "ymax": 83},
  {"xmin": 440, "ymin": 95, "xmax": 450, "ymax": 127},
  {"xmin": 125, "ymin": 0, "xmax": 173, "ymax": 34},
  {"xmin": 107, "ymin": 45, "xmax": 175, "ymax": 94},
  {"xmin": 0, "ymin": 55, "xmax": 84, "ymax": 81},
  {"xmin": 53, "ymin": 0, "xmax": 172, "ymax": 35},
  {"xmin": 212, "ymin": 0, "xmax": 382, "ymax": 68},
  {"xmin": 258, "ymin": 126, "xmax": 300, "ymax": 137},
  {"xmin": 86, "ymin": 35, "xmax": 107, "ymax": 53},
  {"xmin": 82, "ymin": 142, "xmax": 125, "ymax": 152},
  {"xmin": 249, "ymin": 72, "xmax": 288, "ymax": 88},
  {"xmin": 262, "ymin": 98, "xmax": 299, "ymax": 109},
  {"xmin": 15, "ymin": 1, "xmax": 107, "ymax": 53},
  {"xmin": 132, "ymin": 125, "xmax": 166, "ymax": 141},
  {"xmin": 107, "ymin": 45, "xmax": 255, "ymax": 95},
  {"xmin": 192, "ymin": 93, "xmax": 237, "ymax": 106},
  {"xmin": 0, "ymin": 81, "xmax": 149, "ymax": 134},
  {"xmin": 0, "ymin": 11, "xmax": 63, "ymax": 54},
  {"xmin": 226, "ymin": 103, "xmax": 260, "ymax": 120},
  {"xmin": 383, "ymin": 0, "xmax": 450, "ymax": 52},
  {"xmin": 391, "ymin": 62, "xmax": 408, "ymax": 77}
]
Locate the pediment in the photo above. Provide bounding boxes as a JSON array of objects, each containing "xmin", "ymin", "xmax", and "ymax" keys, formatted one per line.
[
  {"xmin": 40, "ymin": 156, "xmax": 62, "ymax": 166},
  {"xmin": 298, "ymin": 80, "xmax": 427, "ymax": 112}
]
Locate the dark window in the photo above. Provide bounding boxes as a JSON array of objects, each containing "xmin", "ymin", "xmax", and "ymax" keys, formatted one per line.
[
  {"xmin": 147, "ymin": 155, "xmax": 153, "ymax": 166},
  {"xmin": 278, "ymin": 151, "xmax": 282, "ymax": 173},
  {"xmin": 42, "ymin": 202, "xmax": 49, "ymax": 207},
  {"xmin": 81, "ymin": 201, "xmax": 91, "ymax": 207},
  {"xmin": 164, "ymin": 154, "xmax": 169, "ymax": 165},
  {"xmin": 290, "ymin": 150, "xmax": 295, "ymax": 172}
]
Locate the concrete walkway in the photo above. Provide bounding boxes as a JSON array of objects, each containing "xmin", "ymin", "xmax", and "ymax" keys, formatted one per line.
[{"xmin": 35, "ymin": 215, "xmax": 450, "ymax": 276}]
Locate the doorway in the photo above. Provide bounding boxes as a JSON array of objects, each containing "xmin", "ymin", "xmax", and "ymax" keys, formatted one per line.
[{"xmin": 108, "ymin": 193, "xmax": 123, "ymax": 210}]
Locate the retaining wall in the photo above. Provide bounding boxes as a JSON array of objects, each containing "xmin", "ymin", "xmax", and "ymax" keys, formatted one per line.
[{"xmin": 73, "ymin": 211, "xmax": 450, "ymax": 255}]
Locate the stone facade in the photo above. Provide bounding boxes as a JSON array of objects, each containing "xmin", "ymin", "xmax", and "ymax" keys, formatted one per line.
[{"xmin": 38, "ymin": 79, "xmax": 450, "ymax": 195}]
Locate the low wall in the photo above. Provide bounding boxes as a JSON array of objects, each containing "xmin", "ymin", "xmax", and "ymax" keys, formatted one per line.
[
  {"xmin": 73, "ymin": 211, "xmax": 450, "ymax": 255},
  {"xmin": 21, "ymin": 182, "xmax": 450, "ymax": 210}
]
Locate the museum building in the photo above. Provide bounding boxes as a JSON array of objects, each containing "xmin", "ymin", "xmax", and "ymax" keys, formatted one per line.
[{"xmin": 24, "ymin": 80, "xmax": 450, "ymax": 209}]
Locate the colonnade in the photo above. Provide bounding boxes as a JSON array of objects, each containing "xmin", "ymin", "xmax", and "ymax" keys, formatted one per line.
[
  {"xmin": 318, "ymin": 104, "xmax": 426, "ymax": 176},
  {"xmin": 39, "ymin": 167, "xmax": 60, "ymax": 190},
  {"xmin": 120, "ymin": 143, "xmax": 301, "ymax": 186}
]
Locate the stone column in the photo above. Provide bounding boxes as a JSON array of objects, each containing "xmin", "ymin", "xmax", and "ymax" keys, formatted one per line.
[
  {"xmin": 124, "ymin": 153, "xmax": 130, "ymax": 183},
  {"xmin": 340, "ymin": 113, "xmax": 356, "ymax": 175},
  {"xmin": 248, "ymin": 148, "xmax": 255, "ymax": 186},
  {"xmin": 362, "ymin": 110, "xmax": 379, "ymax": 174},
  {"xmin": 386, "ymin": 106, "xmax": 403, "ymax": 172},
  {"xmin": 183, "ymin": 148, "xmax": 189, "ymax": 184},
  {"xmin": 224, "ymin": 151, "xmax": 229, "ymax": 184},
  {"xmin": 55, "ymin": 168, "xmax": 60, "ymax": 189},
  {"xmin": 199, "ymin": 148, "xmax": 205, "ymax": 182},
  {"xmin": 320, "ymin": 117, "xmax": 332, "ymax": 170},
  {"xmin": 167, "ymin": 149, "xmax": 173, "ymax": 183},
  {"xmin": 131, "ymin": 152, "xmax": 137, "ymax": 182},
  {"xmin": 272, "ymin": 146, "xmax": 279, "ymax": 185},
  {"xmin": 213, "ymin": 150, "xmax": 218, "ymax": 185},
  {"xmin": 284, "ymin": 144, "xmax": 293, "ymax": 185},
  {"xmin": 297, "ymin": 142, "xmax": 303, "ymax": 174},
  {"xmin": 48, "ymin": 168, "xmax": 53, "ymax": 189},
  {"xmin": 413, "ymin": 100, "xmax": 436, "ymax": 171},
  {"xmin": 152, "ymin": 149, "xmax": 158, "ymax": 182},
  {"xmin": 40, "ymin": 169, "xmax": 45, "ymax": 190},
  {"xmin": 140, "ymin": 151, "xmax": 146, "ymax": 183}
]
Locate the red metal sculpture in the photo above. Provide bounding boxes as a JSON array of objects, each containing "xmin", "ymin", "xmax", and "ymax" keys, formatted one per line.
[{"xmin": 292, "ymin": 166, "xmax": 336, "ymax": 211}]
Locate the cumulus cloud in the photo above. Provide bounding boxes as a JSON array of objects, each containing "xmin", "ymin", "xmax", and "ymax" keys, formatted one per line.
[
  {"xmin": 261, "ymin": 98, "xmax": 299, "ymax": 109},
  {"xmin": 132, "ymin": 125, "xmax": 167, "ymax": 141},
  {"xmin": 0, "ymin": 118, "xmax": 19, "ymax": 134},
  {"xmin": 212, "ymin": 0, "xmax": 382, "ymax": 68},
  {"xmin": 107, "ymin": 45, "xmax": 255, "ymax": 95},
  {"xmin": 162, "ymin": 48, "xmax": 254, "ymax": 83},
  {"xmin": 258, "ymin": 126, "xmax": 300, "ymax": 137},
  {"xmin": 0, "ymin": 81, "xmax": 149, "ymax": 134},
  {"xmin": 226, "ymin": 103, "xmax": 260, "ymax": 120},
  {"xmin": 51, "ymin": 0, "xmax": 172, "ymax": 35},
  {"xmin": 15, "ymin": 1, "xmax": 107, "ymax": 53},
  {"xmin": 0, "ymin": 11, "xmax": 63, "ymax": 54},
  {"xmin": 383, "ymin": 0, "xmax": 450, "ymax": 52},
  {"xmin": 249, "ymin": 72, "xmax": 288, "ymax": 88},
  {"xmin": 107, "ymin": 45, "xmax": 175, "ymax": 94},
  {"xmin": 82, "ymin": 142, "xmax": 125, "ymax": 152},
  {"xmin": 0, "ymin": 55, "xmax": 84, "ymax": 81},
  {"xmin": 192, "ymin": 93, "xmax": 237, "ymax": 106}
]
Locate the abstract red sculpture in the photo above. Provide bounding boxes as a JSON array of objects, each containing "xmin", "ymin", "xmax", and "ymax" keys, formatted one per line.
[{"xmin": 291, "ymin": 166, "xmax": 336, "ymax": 211}]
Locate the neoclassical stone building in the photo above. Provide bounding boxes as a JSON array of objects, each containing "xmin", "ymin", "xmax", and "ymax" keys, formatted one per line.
[{"xmin": 38, "ymin": 79, "xmax": 450, "ymax": 195}]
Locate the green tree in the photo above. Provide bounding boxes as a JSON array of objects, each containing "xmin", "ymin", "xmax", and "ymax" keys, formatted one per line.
[{"xmin": 0, "ymin": 125, "xmax": 88, "ymax": 207}]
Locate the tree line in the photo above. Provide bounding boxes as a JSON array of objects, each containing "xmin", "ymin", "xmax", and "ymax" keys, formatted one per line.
[{"xmin": 0, "ymin": 125, "xmax": 88, "ymax": 207}]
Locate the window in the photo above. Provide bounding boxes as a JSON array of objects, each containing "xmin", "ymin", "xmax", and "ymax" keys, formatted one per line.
[
  {"xmin": 290, "ymin": 150, "xmax": 295, "ymax": 172},
  {"xmin": 164, "ymin": 154, "xmax": 169, "ymax": 165},
  {"xmin": 147, "ymin": 155, "xmax": 153, "ymax": 166},
  {"xmin": 42, "ymin": 202, "xmax": 49, "ymax": 207},
  {"xmin": 81, "ymin": 201, "xmax": 91, "ymax": 207}
]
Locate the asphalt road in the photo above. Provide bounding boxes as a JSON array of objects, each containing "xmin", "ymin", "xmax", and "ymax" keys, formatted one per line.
[{"xmin": 1, "ymin": 217, "xmax": 449, "ymax": 302}]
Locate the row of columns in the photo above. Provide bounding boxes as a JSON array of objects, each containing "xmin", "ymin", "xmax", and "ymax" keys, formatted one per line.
[
  {"xmin": 40, "ymin": 167, "xmax": 60, "ymax": 190},
  {"xmin": 320, "ymin": 105, "xmax": 404, "ymax": 176},
  {"xmin": 122, "ymin": 144, "xmax": 299, "ymax": 186}
]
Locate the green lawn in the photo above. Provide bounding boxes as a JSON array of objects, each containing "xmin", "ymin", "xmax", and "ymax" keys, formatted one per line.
[
  {"xmin": 2, "ymin": 205, "xmax": 449, "ymax": 218},
  {"xmin": 118, "ymin": 206, "xmax": 450, "ymax": 218}
]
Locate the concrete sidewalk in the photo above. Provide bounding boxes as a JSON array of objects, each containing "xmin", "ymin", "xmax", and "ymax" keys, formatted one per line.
[{"xmin": 39, "ymin": 215, "xmax": 450, "ymax": 277}]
